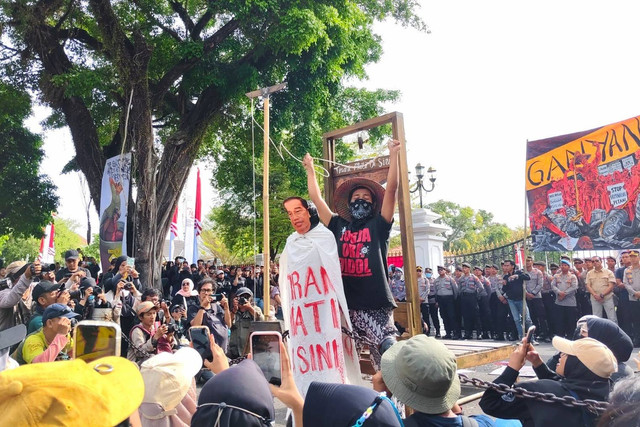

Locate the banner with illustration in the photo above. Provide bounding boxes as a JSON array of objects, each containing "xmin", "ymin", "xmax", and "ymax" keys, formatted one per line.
[
  {"xmin": 99, "ymin": 153, "xmax": 132, "ymax": 272},
  {"xmin": 526, "ymin": 116, "xmax": 640, "ymax": 251}
]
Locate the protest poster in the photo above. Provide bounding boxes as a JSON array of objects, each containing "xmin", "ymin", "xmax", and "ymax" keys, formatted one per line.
[
  {"xmin": 279, "ymin": 225, "xmax": 362, "ymax": 396},
  {"xmin": 99, "ymin": 153, "xmax": 131, "ymax": 272},
  {"xmin": 526, "ymin": 116, "xmax": 640, "ymax": 251}
]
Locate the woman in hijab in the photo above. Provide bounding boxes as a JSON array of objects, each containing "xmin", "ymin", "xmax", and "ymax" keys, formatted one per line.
[
  {"xmin": 546, "ymin": 316, "xmax": 633, "ymax": 382},
  {"xmin": 171, "ymin": 278, "xmax": 199, "ymax": 310},
  {"xmin": 480, "ymin": 336, "xmax": 617, "ymax": 427}
]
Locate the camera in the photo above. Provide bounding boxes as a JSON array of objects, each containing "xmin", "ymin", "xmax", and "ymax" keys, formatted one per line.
[
  {"xmin": 124, "ymin": 282, "xmax": 134, "ymax": 291},
  {"xmin": 166, "ymin": 323, "xmax": 177, "ymax": 334},
  {"xmin": 0, "ymin": 278, "xmax": 10, "ymax": 291},
  {"xmin": 211, "ymin": 293, "xmax": 225, "ymax": 302},
  {"xmin": 238, "ymin": 296, "xmax": 247, "ymax": 305},
  {"xmin": 41, "ymin": 263, "xmax": 56, "ymax": 273}
]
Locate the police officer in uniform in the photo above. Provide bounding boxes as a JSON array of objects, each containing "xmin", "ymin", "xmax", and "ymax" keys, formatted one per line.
[
  {"xmin": 434, "ymin": 266, "xmax": 459, "ymax": 339},
  {"xmin": 536, "ymin": 261, "xmax": 557, "ymax": 339},
  {"xmin": 487, "ymin": 264, "xmax": 509, "ymax": 341},
  {"xmin": 475, "ymin": 266, "xmax": 492, "ymax": 340},
  {"xmin": 457, "ymin": 263, "xmax": 483, "ymax": 340},
  {"xmin": 424, "ymin": 267, "xmax": 440, "ymax": 338}
]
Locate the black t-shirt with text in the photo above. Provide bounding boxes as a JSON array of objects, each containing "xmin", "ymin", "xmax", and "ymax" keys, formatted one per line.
[{"xmin": 328, "ymin": 214, "xmax": 396, "ymax": 310}]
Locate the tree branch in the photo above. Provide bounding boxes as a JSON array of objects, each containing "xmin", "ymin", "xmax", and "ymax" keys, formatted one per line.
[
  {"xmin": 170, "ymin": 1, "xmax": 195, "ymax": 35},
  {"xmin": 150, "ymin": 18, "xmax": 239, "ymax": 110},
  {"xmin": 57, "ymin": 27, "xmax": 105, "ymax": 54},
  {"xmin": 130, "ymin": 0, "xmax": 183, "ymax": 42},
  {"xmin": 88, "ymin": 0, "xmax": 136, "ymax": 66},
  {"xmin": 191, "ymin": 10, "xmax": 213, "ymax": 40}
]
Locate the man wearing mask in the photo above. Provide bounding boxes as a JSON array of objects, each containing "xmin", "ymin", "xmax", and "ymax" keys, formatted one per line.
[
  {"xmin": 303, "ymin": 139, "xmax": 401, "ymax": 370},
  {"xmin": 279, "ymin": 196, "xmax": 361, "ymax": 393}
]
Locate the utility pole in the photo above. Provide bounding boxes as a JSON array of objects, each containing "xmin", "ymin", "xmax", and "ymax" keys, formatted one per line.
[{"xmin": 245, "ymin": 82, "xmax": 286, "ymax": 318}]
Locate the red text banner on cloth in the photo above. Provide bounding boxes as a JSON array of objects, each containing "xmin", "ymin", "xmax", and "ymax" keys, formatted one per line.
[{"xmin": 526, "ymin": 115, "xmax": 640, "ymax": 251}]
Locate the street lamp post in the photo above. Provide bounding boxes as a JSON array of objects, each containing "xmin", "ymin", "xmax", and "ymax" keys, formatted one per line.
[{"xmin": 409, "ymin": 163, "xmax": 436, "ymax": 208}]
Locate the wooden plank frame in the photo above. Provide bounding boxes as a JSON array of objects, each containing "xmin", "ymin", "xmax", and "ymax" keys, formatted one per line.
[{"xmin": 322, "ymin": 112, "xmax": 422, "ymax": 336}]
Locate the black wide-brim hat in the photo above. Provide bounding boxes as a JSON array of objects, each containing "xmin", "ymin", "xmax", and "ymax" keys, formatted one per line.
[{"xmin": 333, "ymin": 177, "xmax": 385, "ymax": 222}]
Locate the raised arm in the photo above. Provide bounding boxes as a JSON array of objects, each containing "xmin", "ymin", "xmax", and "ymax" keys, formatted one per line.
[
  {"xmin": 302, "ymin": 153, "xmax": 333, "ymax": 225},
  {"xmin": 380, "ymin": 139, "xmax": 401, "ymax": 223}
]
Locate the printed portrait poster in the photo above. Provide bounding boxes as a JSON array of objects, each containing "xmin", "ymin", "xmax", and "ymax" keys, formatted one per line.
[
  {"xmin": 526, "ymin": 116, "xmax": 640, "ymax": 251},
  {"xmin": 99, "ymin": 153, "xmax": 131, "ymax": 272}
]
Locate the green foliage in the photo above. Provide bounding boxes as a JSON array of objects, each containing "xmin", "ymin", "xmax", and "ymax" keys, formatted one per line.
[
  {"xmin": 53, "ymin": 218, "xmax": 86, "ymax": 263},
  {"xmin": 427, "ymin": 200, "xmax": 515, "ymax": 252},
  {"xmin": 0, "ymin": 0, "xmax": 422, "ymax": 277},
  {"xmin": 207, "ymin": 85, "xmax": 398, "ymax": 260},
  {"xmin": 0, "ymin": 83, "xmax": 59, "ymax": 237},
  {"xmin": 0, "ymin": 234, "xmax": 40, "ymax": 263},
  {"xmin": 80, "ymin": 234, "xmax": 101, "ymax": 262}
]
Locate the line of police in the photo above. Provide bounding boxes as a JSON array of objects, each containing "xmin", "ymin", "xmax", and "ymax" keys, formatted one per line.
[{"xmin": 389, "ymin": 250, "xmax": 640, "ymax": 345}]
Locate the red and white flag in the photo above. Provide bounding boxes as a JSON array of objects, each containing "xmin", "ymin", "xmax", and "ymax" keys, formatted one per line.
[
  {"xmin": 168, "ymin": 206, "xmax": 178, "ymax": 260},
  {"xmin": 514, "ymin": 244, "xmax": 525, "ymax": 270},
  {"xmin": 38, "ymin": 220, "xmax": 56, "ymax": 264},
  {"xmin": 192, "ymin": 169, "xmax": 202, "ymax": 262}
]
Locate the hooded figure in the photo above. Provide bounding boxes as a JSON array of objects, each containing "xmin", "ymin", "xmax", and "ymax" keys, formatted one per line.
[
  {"xmin": 191, "ymin": 360, "xmax": 275, "ymax": 427},
  {"xmin": 583, "ymin": 317, "xmax": 633, "ymax": 382},
  {"xmin": 547, "ymin": 316, "xmax": 633, "ymax": 383},
  {"xmin": 480, "ymin": 337, "xmax": 617, "ymax": 427}
]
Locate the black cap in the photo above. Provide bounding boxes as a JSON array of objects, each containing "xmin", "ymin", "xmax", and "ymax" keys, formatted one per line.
[
  {"xmin": 491, "ymin": 264, "xmax": 499, "ymax": 270},
  {"xmin": 473, "ymin": 266, "xmax": 482, "ymax": 271},
  {"xmin": 455, "ymin": 266, "xmax": 463, "ymax": 271},
  {"xmin": 437, "ymin": 265, "xmax": 446, "ymax": 270},
  {"xmin": 461, "ymin": 262, "xmax": 471, "ymax": 268},
  {"xmin": 533, "ymin": 261, "xmax": 546, "ymax": 267},
  {"xmin": 425, "ymin": 267, "xmax": 432, "ymax": 272},
  {"xmin": 170, "ymin": 304, "xmax": 184, "ymax": 312},
  {"xmin": 573, "ymin": 258, "xmax": 583, "ymax": 263},
  {"xmin": 549, "ymin": 263, "xmax": 559, "ymax": 269},
  {"xmin": 80, "ymin": 277, "xmax": 97, "ymax": 290},
  {"xmin": 64, "ymin": 249, "xmax": 80, "ymax": 260},
  {"xmin": 32, "ymin": 280, "xmax": 62, "ymax": 303}
]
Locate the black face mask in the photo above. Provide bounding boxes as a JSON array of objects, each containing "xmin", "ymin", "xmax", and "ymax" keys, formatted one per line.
[{"xmin": 349, "ymin": 199, "xmax": 374, "ymax": 220}]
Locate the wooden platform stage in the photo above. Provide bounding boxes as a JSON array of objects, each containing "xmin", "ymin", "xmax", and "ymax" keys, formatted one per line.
[
  {"xmin": 359, "ymin": 303, "xmax": 515, "ymax": 374},
  {"xmin": 359, "ymin": 339, "xmax": 515, "ymax": 374}
]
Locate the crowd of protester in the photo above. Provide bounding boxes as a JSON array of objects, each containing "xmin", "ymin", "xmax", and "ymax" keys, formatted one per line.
[{"xmin": 0, "ymin": 248, "xmax": 638, "ymax": 427}]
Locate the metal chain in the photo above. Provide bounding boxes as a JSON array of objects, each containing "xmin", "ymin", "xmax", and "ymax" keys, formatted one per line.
[
  {"xmin": 457, "ymin": 373, "xmax": 609, "ymax": 414},
  {"xmin": 341, "ymin": 326, "xmax": 378, "ymax": 348},
  {"xmin": 121, "ymin": 331, "xmax": 155, "ymax": 360}
]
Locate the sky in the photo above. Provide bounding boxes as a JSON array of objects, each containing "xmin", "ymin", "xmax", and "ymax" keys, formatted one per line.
[{"xmin": 32, "ymin": 0, "xmax": 640, "ymax": 238}]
